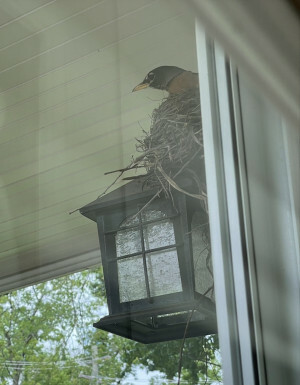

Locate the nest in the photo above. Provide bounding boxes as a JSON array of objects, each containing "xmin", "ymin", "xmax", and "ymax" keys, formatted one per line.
[
  {"xmin": 104, "ymin": 88, "xmax": 207, "ymax": 212},
  {"xmin": 134, "ymin": 88, "xmax": 207, "ymax": 211}
]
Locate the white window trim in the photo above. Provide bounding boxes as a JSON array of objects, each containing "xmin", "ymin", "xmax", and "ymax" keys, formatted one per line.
[
  {"xmin": 196, "ymin": 25, "xmax": 258, "ymax": 385},
  {"xmin": 196, "ymin": 19, "xmax": 299, "ymax": 385}
]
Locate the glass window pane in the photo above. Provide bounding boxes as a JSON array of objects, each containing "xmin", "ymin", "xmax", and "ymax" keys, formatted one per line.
[
  {"xmin": 119, "ymin": 214, "xmax": 140, "ymax": 228},
  {"xmin": 141, "ymin": 209, "xmax": 166, "ymax": 222},
  {"xmin": 0, "ymin": 0, "xmax": 228, "ymax": 383},
  {"xmin": 115, "ymin": 229, "xmax": 142, "ymax": 256},
  {"xmin": 146, "ymin": 248, "xmax": 182, "ymax": 297},
  {"xmin": 191, "ymin": 212, "xmax": 214, "ymax": 301},
  {"xmin": 143, "ymin": 219, "xmax": 176, "ymax": 250},
  {"xmin": 118, "ymin": 255, "xmax": 147, "ymax": 302}
]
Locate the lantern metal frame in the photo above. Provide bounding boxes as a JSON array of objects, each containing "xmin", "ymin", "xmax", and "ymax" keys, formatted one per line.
[{"xmin": 80, "ymin": 179, "xmax": 216, "ymax": 343}]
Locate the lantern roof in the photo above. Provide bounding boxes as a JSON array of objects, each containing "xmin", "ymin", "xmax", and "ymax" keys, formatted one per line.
[
  {"xmin": 80, "ymin": 176, "xmax": 196, "ymax": 222},
  {"xmin": 80, "ymin": 178, "xmax": 158, "ymax": 222}
]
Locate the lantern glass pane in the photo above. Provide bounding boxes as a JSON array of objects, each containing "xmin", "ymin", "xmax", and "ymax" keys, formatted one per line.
[
  {"xmin": 116, "ymin": 229, "xmax": 142, "ymax": 257},
  {"xmin": 118, "ymin": 255, "xmax": 147, "ymax": 302},
  {"xmin": 120, "ymin": 215, "xmax": 139, "ymax": 228},
  {"xmin": 143, "ymin": 220, "xmax": 176, "ymax": 250},
  {"xmin": 191, "ymin": 212, "xmax": 214, "ymax": 301},
  {"xmin": 141, "ymin": 209, "xmax": 166, "ymax": 221},
  {"xmin": 146, "ymin": 248, "xmax": 182, "ymax": 297}
]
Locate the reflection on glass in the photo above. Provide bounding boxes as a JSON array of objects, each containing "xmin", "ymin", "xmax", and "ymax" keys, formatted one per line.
[
  {"xmin": 118, "ymin": 255, "xmax": 147, "ymax": 302},
  {"xmin": 146, "ymin": 248, "xmax": 182, "ymax": 297}
]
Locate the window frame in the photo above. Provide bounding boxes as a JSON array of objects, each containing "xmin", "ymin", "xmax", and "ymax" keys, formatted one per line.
[
  {"xmin": 196, "ymin": 24, "xmax": 261, "ymax": 385},
  {"xmin": 196, "ymin": 20, "xmax": 300, "ymax": 385}
]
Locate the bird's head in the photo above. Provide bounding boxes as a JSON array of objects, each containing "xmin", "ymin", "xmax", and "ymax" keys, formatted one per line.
[{"xmin": 132, "ymin": 66, "xmax": 186, "ymax": 92}]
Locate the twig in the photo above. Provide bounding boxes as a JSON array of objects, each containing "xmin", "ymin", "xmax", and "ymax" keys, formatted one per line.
[
  {"xmin": 184, "ymin": 222, "xmax": 209, "ymax": 235},
  {"xmin": 203, "ymin": 285, "xmax": 214, "ymax": 297},
  {"xmin": 157, "ymin": 165, "xmax": 206, "ymax": 201},
  {"xmin": 191, "ymin": 131, "xmax": 203, "ymax": 147},
  {"xmin": 98, "ymin": 171, "xmax": 124, "ymax": 199},
  {"xmin": 205, "ymin": 249, "xmax": 214, "ymax": 280},
  {"xmin": 104, "ymin": 165, "xmax": 144, "ymax": 175},
  {"xmin": 131, "ymin": 189, "xmax": 162, "ymax": 220},
  {"xmin": 135, "ymin": 144, "xmax": 176, "ymax": 162},
  {"xmin": 173, "ymin": 148, "xmax": 202, "ymax": 177},
  {"xmin": 177, "ymin": 309, "xmax": 195, "ymax": 385},
  {"xmin": 69, "ymin": 207, "xmax": 80, "ymax": 215},
  {"xmin": 204, "ymin": 338, "xmax": 208, "ymax": 385}
]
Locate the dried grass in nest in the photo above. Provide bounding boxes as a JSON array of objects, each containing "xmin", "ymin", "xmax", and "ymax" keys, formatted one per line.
[
  {"xmin": 140, "ymin": 89, "xmax": 202, "ymax": 168},
  {"xmin": 104, "ymin": 88, "xmax": 207, "ymax": 212},
  {"xmin": 134, "ymin": 88, "xmax": 207, "ymax": 211}
]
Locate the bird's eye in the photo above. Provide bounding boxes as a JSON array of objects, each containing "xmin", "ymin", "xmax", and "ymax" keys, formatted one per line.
[{"xmin": 147, "ymin": 72, "xmax": 155, "ymax": 82}]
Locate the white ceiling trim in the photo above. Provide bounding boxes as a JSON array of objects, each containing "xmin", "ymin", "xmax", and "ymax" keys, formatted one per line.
[{"xmin": 0, "ymin": 249, "xmax": 101, "ymax": 294}]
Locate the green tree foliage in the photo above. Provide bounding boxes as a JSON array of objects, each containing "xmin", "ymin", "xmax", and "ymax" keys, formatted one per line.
[
  {"xmin": 0, "ymin": 269, "xmax": 125, "ymax": 385},
  {"xmin": 0, "ymin": 267, "xmax": 221, "ymax": 384},
  {"xmin": 119, "ymin": 335, "xmax": 221, "ymax": 384}
]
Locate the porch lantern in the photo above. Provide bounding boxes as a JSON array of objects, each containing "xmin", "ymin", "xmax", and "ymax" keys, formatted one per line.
[{"xmin": 80, "ymin": 178, "xmax": 216, "ymax": 343}]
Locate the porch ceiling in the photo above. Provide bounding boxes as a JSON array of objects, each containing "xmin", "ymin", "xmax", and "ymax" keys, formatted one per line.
[{"xmin": 0, "ymin": 0, "xmax": 198, "ymax": 292}]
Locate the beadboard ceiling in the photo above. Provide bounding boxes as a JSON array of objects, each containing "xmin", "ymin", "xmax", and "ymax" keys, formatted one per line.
[{"xmin": 0, "ymin": 0, "xmax": 199, "ymax": 292}]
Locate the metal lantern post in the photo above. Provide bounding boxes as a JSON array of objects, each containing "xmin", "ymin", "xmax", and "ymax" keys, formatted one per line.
[{"xmin": 80, "ymin": 179, "xmax": 216, "ymax": 343}]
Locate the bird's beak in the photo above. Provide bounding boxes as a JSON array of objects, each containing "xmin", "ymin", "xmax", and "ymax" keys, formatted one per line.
[{"xmin": 132, "ymin": 81, "xmax": 150, "ymax": 92}]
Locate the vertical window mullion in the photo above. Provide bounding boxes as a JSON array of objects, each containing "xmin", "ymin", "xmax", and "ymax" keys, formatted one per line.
[
  {"xmin": 196, "ymin": 22, "xmax": 243, "ymax": 385},
  {"xmin": 138, "ymin": 211, "xmax": 152, "ymax": 302},
  {"xmin": 214, "ymin": 43, "xmax": 258, "ymax": 385}
]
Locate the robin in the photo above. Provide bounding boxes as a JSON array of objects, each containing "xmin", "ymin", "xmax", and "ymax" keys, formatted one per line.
[{"xmin": 132, "ymin": 66, "xmax": 199, "ymax": 94}]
